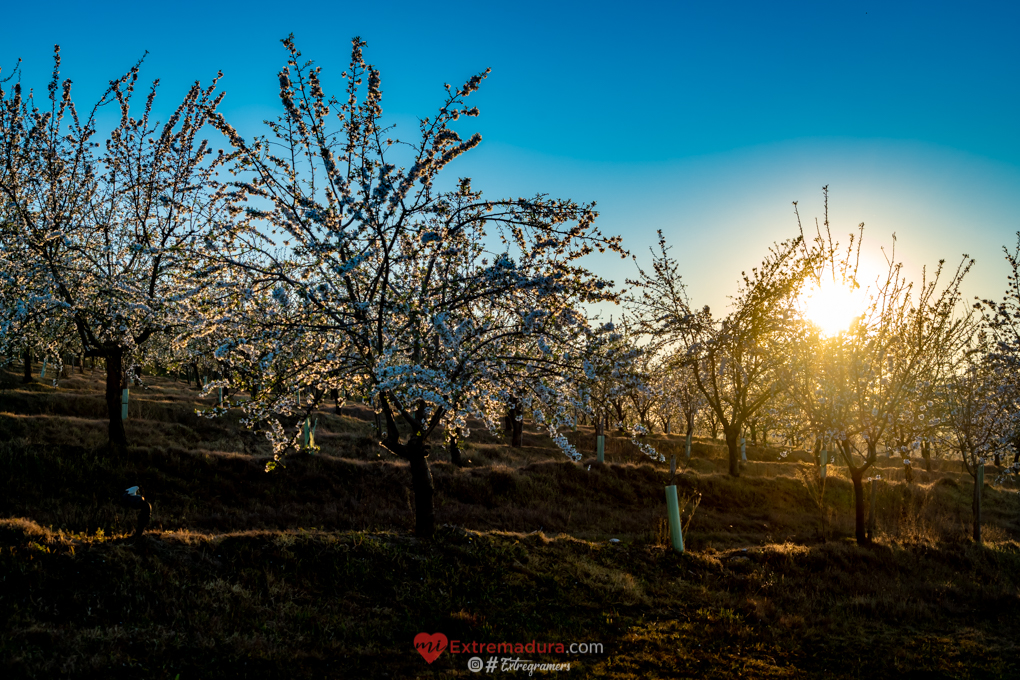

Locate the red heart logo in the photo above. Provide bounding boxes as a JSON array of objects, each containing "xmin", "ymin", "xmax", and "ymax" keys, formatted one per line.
[{"xmin": 414, "ymin": 632, "xmax": 448, "ymax": 664}]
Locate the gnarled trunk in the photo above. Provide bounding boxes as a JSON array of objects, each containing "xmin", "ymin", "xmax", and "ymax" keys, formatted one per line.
[
  {"xmin": 378, "ymin": 394, "xmax": 437, "ymax": 538},
  {"xmin": 22, "ymin": 348, "xmax": 33, "ymax": 383}
]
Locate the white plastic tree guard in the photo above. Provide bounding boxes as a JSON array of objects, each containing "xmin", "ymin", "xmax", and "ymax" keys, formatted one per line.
[{"xmin": 665, "ymin": 485, "xmax": 685, "ymax": 553}]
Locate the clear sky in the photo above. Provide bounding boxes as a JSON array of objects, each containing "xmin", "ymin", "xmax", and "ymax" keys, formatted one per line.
[{"xmin": 4, "ymin": 0, "xmax": 1018, "ymax": 313}]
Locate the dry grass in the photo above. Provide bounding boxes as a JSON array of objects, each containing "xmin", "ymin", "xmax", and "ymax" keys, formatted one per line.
[
  {"xmin": 3, "ymin": 362, "xmax": 1020, "ymax": 678},
  {"xmin": 3, "ymin": 520, "xmax": 1019, "ymax": 679}
]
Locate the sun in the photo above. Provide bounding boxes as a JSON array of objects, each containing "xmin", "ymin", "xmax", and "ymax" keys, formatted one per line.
[{"xmin": 800, "ymin": 280, "xmax": 865, "ymax": 336}]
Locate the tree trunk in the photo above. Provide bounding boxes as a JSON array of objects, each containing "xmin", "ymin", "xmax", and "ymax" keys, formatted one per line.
[
  {"xmin": 510, "ymin": 399, "xmax": 523, "ymax": 448},
  {"xmin": 851, "ymin": 468, "xmax": 868, "ymax": 544},
  {"xmin": 866, "ymin": 478, "xmax": 877, "ymax": 541},
  {"xmin": 511, "ymin": 417, "xmax": 523, "ymax": 447},
  {"xmin": 849, "ymin": 439, "xmax": 877, "ymax": 545},
  {"xmin": 449, "ymin": 428, "xmax": 463, "ymax": 467},
  {"xmin": 973, "ymin": 467, "xmax": 983, "ymax": 544},
  {"xmin": 612, "ymin": 400, "xmax": 626, "ymax": 433},
  {"xmin": 724, "ymin": 423, "xmax": 740, "ymax": 477},
  {"xmin": 640, "ymin": 412, "xmax": 652, "ymax": 433},
  {"xmin": 22, "ymin": 348, "xmax": 33, "ymax": 383},
  {"xmin": 105, "ymin": 349, "xmax": 127, "ymax": 450},
  {"xmin": 377, "ymin": 394, "xmax": 436, "ymax": 538},
  {"xmin": 408, "ymin": 450, "xmax": 435, "ymax": 538},
  {"xmin": 921, "ymin": 441, "xmax": 932, "ymax": 472}
]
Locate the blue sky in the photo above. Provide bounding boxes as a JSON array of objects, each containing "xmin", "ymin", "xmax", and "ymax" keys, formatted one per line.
[{"xmin": 5, "ymin": 0, "xmax": 1018, "ymax": 312}]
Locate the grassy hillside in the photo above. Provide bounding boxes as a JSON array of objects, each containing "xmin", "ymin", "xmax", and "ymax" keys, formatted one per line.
[{"xmin": 2, "ymin": 364, "xmax": 1019, "ymax": 678}]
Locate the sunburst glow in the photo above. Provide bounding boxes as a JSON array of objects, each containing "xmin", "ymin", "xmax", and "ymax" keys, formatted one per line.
[{"xmin": 801, "ymin": 281, "xmax": 866, "ymax": 336}]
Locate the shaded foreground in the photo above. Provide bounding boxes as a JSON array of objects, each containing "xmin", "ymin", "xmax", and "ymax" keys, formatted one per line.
[
  {"xmin": 3, "ymin": 520, "xmax": 1019, "ymax": 679},
  {"xmin": 2, "ymin": 367, "xmax": 1020, "ymax": 678}
]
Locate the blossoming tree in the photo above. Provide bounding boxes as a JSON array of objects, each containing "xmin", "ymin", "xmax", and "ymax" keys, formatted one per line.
[
  {"xmin": 940, "ymin": 338, "xmax": 1012, "ymax": 542},
  {"xmin": 977, "ymin": 232, "xmax": 1020, "ymax": 472},
  {"xmin": 207, "ymin": 37, "xmax": 626, "ymax": 537},
  {"xmin": 628, "ymin": 230, "xmax": 814, "ymax": 476},
  {"xmin": 0, "ymin": 48, "xmax": 236, "ymax": 448},
  {"xmin": 790, "ymin": 240, "xmax": 972, "ymax": 544}
]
